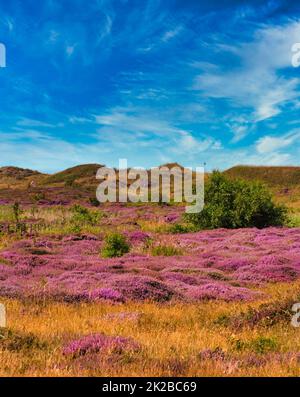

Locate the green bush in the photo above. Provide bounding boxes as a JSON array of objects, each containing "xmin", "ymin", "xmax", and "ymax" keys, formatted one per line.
[
  {"xmin": 71, "ymin": 204, "xmax": 101, "ymax": 226},
  {"xmin": 185, "ymin": 171, "xmax": 287, "ymax": 229},
  {"xmin": 250, "ymin": 337, "xmax": 278, "ymax": 355},
  {"xmin": 101, "ymin": 233, "xmax": 130, "ymax": 258},
  {"xmin": 12, "ymin": 202, "xmax": 22, "ymax": 224},
  {"xmin": 231, "ymin": 336, "xmax": 278, "ymax": 355}
]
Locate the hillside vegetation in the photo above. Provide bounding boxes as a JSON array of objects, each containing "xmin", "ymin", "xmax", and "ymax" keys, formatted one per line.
[
  {"xmin": 43, "ymin": 164, "xmax": 103, "ymax": 185},
  {"xmin": 1, "ymin": 163, "xmax": 300, "ymax": 188},
  {"xmin": 224, "ymin": 166, "xmax": 300, "ymax": 187},
  {"xmin": 0, "ymin": 164, "xmax": 300, "ymax": 211}
]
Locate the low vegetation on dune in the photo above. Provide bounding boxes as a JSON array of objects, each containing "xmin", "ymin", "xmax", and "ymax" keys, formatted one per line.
[
  {"xmin": 1, "ymin": 165, "xmax": 300, "ymax": 376},
  {"xmin": 42, "ymin": 164, "xmax": 103, "ymax": 186},
  {"xmin": 224, "ymin": 165, "xmax": 300, "ymax": 187}
]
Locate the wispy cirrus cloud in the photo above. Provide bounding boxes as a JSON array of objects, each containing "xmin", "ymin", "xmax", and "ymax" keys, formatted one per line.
[
  {"xmin": 256, "ymin": 129, "xmax": 300, "ymax": 154},
  {"xmin": 193, "ymin": 20, "xmax": 300, "ymax": 138},
  {"xmin": 16, "ymin": 118, "xmax": 60, "ymax": 128}
]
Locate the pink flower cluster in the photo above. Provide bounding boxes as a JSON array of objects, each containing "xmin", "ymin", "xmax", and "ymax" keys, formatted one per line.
[{"xmin": 1, "ymin": 226, "xmax": 300, "ymax": 303}]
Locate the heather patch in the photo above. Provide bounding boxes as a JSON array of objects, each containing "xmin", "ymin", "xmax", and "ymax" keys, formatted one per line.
[
  {"xmin": 184, "ymin": 282, "xmax": 258, "ymax": 302},
  {"xmin": 113, "ymin": 276, "xmax": 175, "ymax": 302},
  {"xmin": 63, "ymin": 334, "xmax": 140, "ymax": 358},
  {"xmin": 87, "ymin": 288, "xmax": 124, "ymax": 303},
  {"xmin": 198, "ymin": 347, "xmax": 300, "ymax": 372},
  {"xmin": 126, "ymin": 231, "xmax": 150, "ymax": 244},
  {"xmin": 221, "ymin": 297, "xmax": 298, "ymax": 329},
  {"xmin": 1, "ymin": 227, "xmax": 300, "ymax": 303}
]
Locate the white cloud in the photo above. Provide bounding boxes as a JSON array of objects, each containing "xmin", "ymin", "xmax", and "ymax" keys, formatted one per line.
[
  {"xmin": 161, "ymin": 25, "xmax": 183, "ymax": 43},
  {"xmin": 66, "ymin": 44, "xmax": 76, "ymax": 57},
  {"xmin": 0, "ymin": 123, "xmax": 295, "ymax": 173},
  {"xmin": 4, "ymin": 17, "xmax": 14, "ymax": 32},
  {"xmin": 17, "ymin": 118, "xmax": 57, "ymax": 128},
  {"xmin": 231, "ymin": 125, "xmax": 248, "ymax": 143},
  {"xmin": 94, "ymin": 106, "xmax": 179, "ymax": 137},
  {"xmin": 93, "ymin": 106, "xmax": 220, "ymax": 159},
  {"xmin": 48, "ymin": 30, "xmax": 60, "ymax": 43},
  {"xmin": 256, "ymin": 130, "xmax": 300, "ymax": 153},
  {"xmin": 138, "ymin": 24, "xmax": 183, "ymax": 52},
  {"xmin": 69, "ymin": 116, "xmax": 93, "ymax": 124},
  {"xmin": 0, "ymin": 129, "xmax": 111, "ymax": 173},
  {"xmin": 194, "ymin": 20, "xmax": 300, "ymax": 134},
  {"xmin": 174, "ymin": 131, "xmax": 221, "ymax": 155}
]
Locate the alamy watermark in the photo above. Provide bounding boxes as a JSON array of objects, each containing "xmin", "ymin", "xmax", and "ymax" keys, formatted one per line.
[
  {"xmin": 0, "ymin": 42, "xmax": 6, "ymax": 68},
  {"xmin": 0, "ymin": 303, "xmax": 6, "ymax": 328},
  {"xmin": 292, "ymin": 43, "xmax": 300, "ymax": 68},
  {"xmin": 291, "ymin": 303, "xmax": 300, "ymax": 327},
  {"xmin": 96, "ymin": 159, "xmax": 204, "ymax": 214}
]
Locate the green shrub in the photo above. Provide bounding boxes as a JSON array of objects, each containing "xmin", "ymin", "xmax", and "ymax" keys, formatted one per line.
[
  {"xmin": 11, "ymin": 202, "xmax": 27, "ymax": 235},
  {"xmin": 286, "ymin": 212, "xmax": 300, "ymax": 228},
  {"xmin": 151, "ymin": 245, "xmax": 183, "ymax": 256},
  {"xmin": 71, "ymin": 204, "xmax": 101, "ymax": 227},
  {"xmin": 69, "ymin": 224, "xmax": 82, "ymax": 234},
  {"xmin": 250, "ymin": 337, "xmax": 278, "ymax": 354},
  {"xmin": 185, "ymin": 171, "xmax": 287, "ymax": 229},
  {"xmin": 230, "ymin": 336, "xmax": 278, "ymax": 354},
  {"xmin": 32, "ymin": 192, "xmax": 46, "ymax": 203},
  {"xmin": 12, "ymin": 202, "xmax": 22, "ymax": 224},
  {"xmin": 101, "ymin": 233, "xmax": 130, "ymax": 258}
]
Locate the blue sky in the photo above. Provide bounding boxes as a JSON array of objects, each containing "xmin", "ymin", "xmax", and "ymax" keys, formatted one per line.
[{"xmin": 0, "ymin": 0, "xmax": 300, "ymax": 173}]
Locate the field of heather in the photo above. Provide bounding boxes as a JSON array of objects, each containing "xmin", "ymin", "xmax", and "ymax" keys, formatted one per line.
[{"xmin": 1, "ymin": 202, "xmax": 300, "ymax": 376}]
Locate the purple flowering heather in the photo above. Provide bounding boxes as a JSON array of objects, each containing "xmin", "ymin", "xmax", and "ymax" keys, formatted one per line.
[
  {"xmin": 164, "ymin": 213, "xmax": 180, "ymax": 223},
  {"xmin": 185, "ymin": 282, "xmax": 258, "ymax": 302},
  {"xmin": 63, "ymin": 334, "xmax": 140, "ymax": 357},
  {"xmin": 87, "ymin": 288, "xmax": 124, "ymax": 302},
  {"xmin": 2, "ymin": 226, "xmax": 300, "ymax": 302},
  {"xmin": 126, "ymin": 231, "xmax": 150, "ymax": 244}
]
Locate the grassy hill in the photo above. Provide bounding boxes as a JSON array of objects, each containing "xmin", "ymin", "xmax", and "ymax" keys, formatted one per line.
[
  {"xmin": 224, "ymin": 165, "xmax": 300, "ymax": 187},
  {"xmin": 0, "ymin": 166, "xmax": 46, "ymax": 189},
  {"xmin": 43, "ymin": 164, "xmax": 104, "ymax": 185},
  {"xmin": 0, "ymin": 166, "xmax": 41, "ymax": 180},
  {"xmin": 1, "ymin": 163, "xmax": 300, "ymax": 208}
]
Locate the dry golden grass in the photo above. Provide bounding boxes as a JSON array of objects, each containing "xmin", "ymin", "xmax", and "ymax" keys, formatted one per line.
[{"xmin": 1, "ymin": 281, "xmax": 300, "ymax": 377}]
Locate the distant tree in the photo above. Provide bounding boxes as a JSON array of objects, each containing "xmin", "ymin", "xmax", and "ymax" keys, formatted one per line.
[{"xmin": 185, "ymin": 171, "xmax": 287, "ymax": 229}]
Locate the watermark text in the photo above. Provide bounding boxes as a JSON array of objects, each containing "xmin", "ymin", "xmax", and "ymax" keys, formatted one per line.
[
  {"xmin": 292, "ymin": 43, "xmax": 300, "ymax": 68},
  {"xmin": 0, "ymin": 303, "xmax": 6, "ymax": 328},
  {"xmin": 96, "ymin": 159, "xmax": 204, "ymax": 214},
  {"xmin": 0, "ymin": 43, "xmax": 6, "ymax": 68}
]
